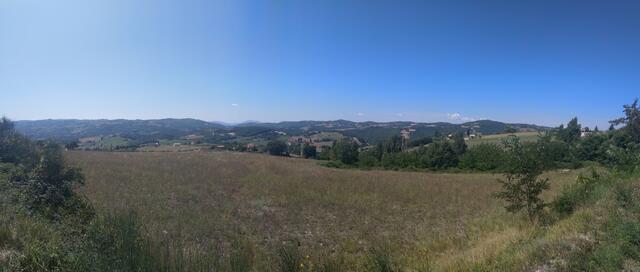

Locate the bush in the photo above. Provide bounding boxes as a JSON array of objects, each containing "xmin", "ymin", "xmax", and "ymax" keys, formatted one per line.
[
  {"xmin": 330, "ymin": 139, "xmax": 359, "ymax": 165},
  {"xmin": 494, "ymin": 137, "xmax": 550, "ymax": 223},
  {"xmin": 417, "ymin": 141, "xmax": 458, "ymax": 170},
  {"xmin": 381, "ymin": 151, "xmax": 419, "ymax": 170},
  {"xmin": 552, "ymin": 169, "xmax": 605, "ymax": 216},
  {"xmin": 459, "ymin": 143, "xmax": 506, "ymax": 171},
  {"xmin": 302, "ymin": 144, "xmax": 317, "ymax": 159},
  {"xmin": 266, "ymin": 140, "xmax": 289, "ymax": 156},
  {"xmin": 358, "ymin": 149, "xmax": 380, "ymax": 168}
]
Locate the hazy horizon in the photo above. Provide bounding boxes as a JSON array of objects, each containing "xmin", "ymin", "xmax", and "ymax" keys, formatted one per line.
[{"xmin": 11, "ymin": 117, "xmax": 551, "ymax": 126}]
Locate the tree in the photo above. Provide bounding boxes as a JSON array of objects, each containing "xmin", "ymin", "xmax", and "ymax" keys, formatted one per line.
[
  {"xmin": 418, "ymin": 140, "xmax": 458, "ymax": 169},
  {"xmin": 22, "ymin": 143, "xmax": 87, "ymax": 219},
  {"xmin": 451, "ymin": 132, "xmax": 467, "ymax": 155},
  {"xmin": 407, "ymin": 137, "xmax": 432, "ymax": 148},
  {"xmin": 493, "ymin": 137, "xmax": 550, "ymax": 223},
  {"xmin": 330, "ymin": 139, "xmax": 359, "ymax": 165},
  {"xmin": 459, "ymin": 143, "xmax": 506, "ymax": 171},
  {"xmin": 302, "ymin": 144, "xmax": 316, "ymax": 159},
  {"xmin": 576, "ymin": 133, "xmax": 607, "ymax": 162},
  {"xmin": 609, "ymin": 124, "xmax": 616, "ymax": 131},
  {"xmin": 382, "ymin": 135, "xmax": 403, "ymax": 154},
  {"xmin": 0, "ymin": 117, "xmax": 38, "ymax": 167},
  {"xmin": 610, "ymin": 98, "xmax": 640, "ymax": 143},
  {"xmin": 557, "ymin": 117, "xmax": 581, "ymax": 144},
  {"xmin": 266, "ymin": 140, "xmax": 288, "ymax": 156},
  {"xmin": 65, "ymin": 140, "xmax": 80, "ymax": 150},
  {"xmin": 358, "ymin": 149, "xmax": 380, "ymax": 168}
]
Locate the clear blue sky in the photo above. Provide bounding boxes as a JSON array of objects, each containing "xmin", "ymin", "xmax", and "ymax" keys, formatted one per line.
[{"xmin": 1, "ymin": 0, "xmax": 639, "ymax": 128}]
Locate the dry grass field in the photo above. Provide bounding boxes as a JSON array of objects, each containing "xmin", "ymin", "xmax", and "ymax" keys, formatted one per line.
[
  {"xmin": 466, "ymin": 131, "xmax": 541, "ymax": 147},
  {"xmin": 66, "ymin": 150, "xmax": 585, "ymax": 270}
]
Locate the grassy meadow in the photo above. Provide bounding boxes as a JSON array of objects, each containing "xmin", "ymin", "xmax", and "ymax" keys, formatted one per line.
[
  {"xmin": 465, "ymin": 132, "xmax": 540, "ymax": 147},
  {"xmin": 66, "ymin": 150, "xmax": 587, "ymax": 270}
]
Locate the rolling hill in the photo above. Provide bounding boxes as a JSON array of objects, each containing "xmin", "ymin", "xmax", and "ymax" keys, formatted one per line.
[{"xmin": 14, "ymin": 118, "xmax": 548, "ymax": 146}]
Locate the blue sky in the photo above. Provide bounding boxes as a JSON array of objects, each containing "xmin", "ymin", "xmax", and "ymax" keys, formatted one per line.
[{"xmin": 1, "ymin": 0, "xmax": 639, "ymax": 128}]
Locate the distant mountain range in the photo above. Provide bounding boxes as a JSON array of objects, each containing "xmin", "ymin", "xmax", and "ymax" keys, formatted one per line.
[{"xmin": 14, "ymin": 118, "xmax": 548, "ymax": 146}]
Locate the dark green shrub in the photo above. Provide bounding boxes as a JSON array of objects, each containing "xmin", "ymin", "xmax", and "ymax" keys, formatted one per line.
[
  {"xmin": 266, "ymin": 140, "xmax": 289, "ymax": 156},
  {"xmin": 552, "ymin": 169, "xmax": 603, "ymax": 216},
  {"xmin": 459, "ymin": 143, "xmax": 506, "ymax": 171},
  {"xmin": 417, "ymin": 141, "xmax": 458, "ymax": 170},
  {"xmin": 302, "ymin": 144, "xmax": 317, "ymax": 159},
  {"xmin": 330, "ymin": 139, "xmax": 359, "ymax": 165},
  {"xmin": 358, "ymin": 149, "xmax": 380, "ymax": 168}
]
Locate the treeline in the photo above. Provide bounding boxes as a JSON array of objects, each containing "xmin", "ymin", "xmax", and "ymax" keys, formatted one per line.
[{"xmin": 312, "ymin": 100, "xmax": 640, "ymax": 174}]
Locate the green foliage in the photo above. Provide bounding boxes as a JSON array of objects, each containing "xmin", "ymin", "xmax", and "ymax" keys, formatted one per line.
[
  {"xmin": 459, "ymin": 143, "xmax": 506, "ymax": 171},
  {"xmin": 534, "ymin": 132, "xmax": 579, "ymax": 170},
  {"xmin": 358, "ymin": 148, "xmax": 381, "ymax": 168},
  {"xmin": 0, "ymin": 117, "xmax": 38, "ymax": 168},
  {"xmin": 81, "ymin": 212, "xmax": 161, "ymax": 271},
  {"xmin": 20, "ymin": 144, "xmax": 89, "ymax": 220},
  {"xmin": 381, "ymin": 135, "xmax": 404, "ymax": 154},
  {"xmin": 603, "ymin": 145, "xmax": 640, "ymax": 173},
  {"xmin": 494, "ymin": 137, "xmax": 550, "ymax": 223},
  {"xmin": 330, "ymin": 139, "xmax": 359, "ymax": 165},
  {"xmin": 552, "ymin": 169, "xmax": 606, "ymax": 216},
  {"xmin": 315, "ymin": 148, "xmax": 332, "ymax": 160},
  {"xmin": 417, "ymin": 140, "xmax": 458, "ymax": 170},
  {"xmin": 556, "ymin": 117, "xmax": 582, "ymax": 144},
  {"xmin": 564, "ymin": 181, "xmax": 640, "ymax": 271},
  {"xmin": 302, "ymin": 143, "xmax": 317, "ymax": 159},
  {"xmin": 504, "ymin": 126, "xmax": 517, "ymax": 134},
  {"xmin": 381, "ymin": 151, "xmax": 419, "ymax": 170},
  {"xmin": 451, "ymin": 132, "xmax": 467, "ymax": 156},
  {"xmin": 610, "ymin": 98, "xmax": 640, "ymax": 143},
  {"xmin": 407, "ymin": 136, "xmax": 432, "ymax": 148},
  {"xmin": 576, "ymin": 133, "xmax": 608, "ymax": 162},
  {"xmin": 266, "ymin": 140, "xmax": 289, "ymax": 156}
]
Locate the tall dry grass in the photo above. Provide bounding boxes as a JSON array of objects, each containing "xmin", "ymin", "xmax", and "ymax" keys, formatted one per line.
[{"xmin": 66, "ymin": 151, "xmax": 581, "ymax": 270}]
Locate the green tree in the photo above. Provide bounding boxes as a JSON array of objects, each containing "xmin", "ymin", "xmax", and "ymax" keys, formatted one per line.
[
  {"xmin": 418, "ymin": 140, "xmax": 458, "ymax": 169},
  {"xmin": 493, "ymin": 137, "xmax": 550, "ymax": 223},
  {"xmin": 451, "ymin": 131, "xmax": 467, "ymax": 155},
  {"xmin": 610, "ymin": 98, "xmax": 640, "ymax": 143},
  {"xmin": 407, "ymin": 136, "xmax": 432, "ymax": 148},
  {"xmin": 459, "ymin": 143, "xmax": 506, "ymax": 171},
  {"xmin": 331, "ymin": 139, "xmax": 359, "ymax": 165},
  {"xmin": 576, "ymin": 133, "xmax": 607, "ymax": 162},
  {"xmin": 358, "ymin": 148, "xmax": 380, "ymax": 168},
  {"xmin": 382, "ymin": 135, "xmax": 403, "ymax": 154},
  {"xmin": 302, "ymin": 144, "xmax": 317, "ymax": 159},
  {"xmin": 557, "ymin": 117, "xmax": 581, "ymax": 144},
  {"xmin": 266, "ymin": 140, "xmax": 288, "ymax": 156},
  {"xmin": 0, "ymin": 117, "xmax": 38, "ymax": 167},
  {"xmin": 22, "ymin": 143, "xmax": 88, "ymax": 219}
]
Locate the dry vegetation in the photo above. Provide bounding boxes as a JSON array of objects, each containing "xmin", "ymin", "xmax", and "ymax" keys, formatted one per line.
[{"xmin": 66, "ymin": 150, "xmax": 585, "ymax": 270}]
